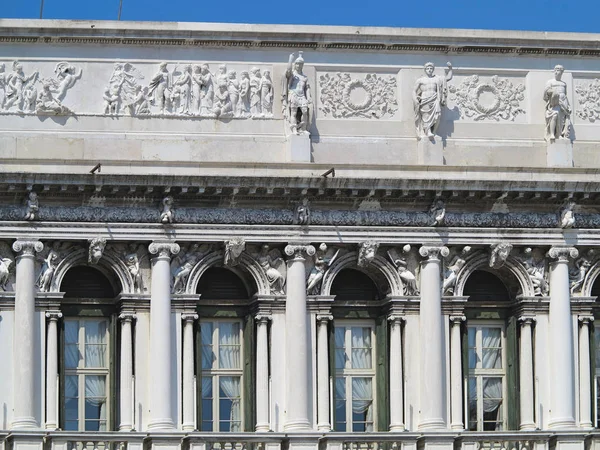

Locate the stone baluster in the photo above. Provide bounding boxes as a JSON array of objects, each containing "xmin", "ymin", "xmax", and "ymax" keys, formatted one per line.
[
  {"xmin": 283, "ymin": 244, "xmax": 315, "ymax": 431},
  {"xmin": 316, "ymin": 314, "xmax": 333, "ymax": 431},
  {"xmin": 579, "ymin": 315, "xmax": 594, "ymax": 428},
  {"xmin": 389, "ymin": 314, "xmax": 405, "ymax": 431},
  {"xmin": 256, "ymin": 314, "xmax": 271, "ymax": 431},
  {"xmin": 147, "ymin": 241, "xmax": 180, "ymax": 430},
  {"xmin": 45, "ymin": 310, "xmax": 62, "ymax": 430},
  {"xmin": 547, "ymin": 246, "xmax": 578, "ymax": 429},
  {"xmin": 418, "ymin": 245, "xmax": 449, "ymax": 430},
  {"xmin": 449, "ymin": 315, "xmax": 465, "ymax": 430},
  {"xmin": 182, "ymin": 312, "xmax": 198, "ymax": 431},
  {"xmin": 119, "ymin": 312, "xmax": 136, "ymax": 431},
  {"xmin": 518, "ymin": 316, "xmax": 536, "ymax": 430},
  {"xmin": 12, "ymin": 239, "xmax": 43, "ymax": 429}
]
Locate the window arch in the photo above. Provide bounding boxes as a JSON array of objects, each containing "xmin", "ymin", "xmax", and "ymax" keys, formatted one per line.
[
  {"xmin": 331, "ymin": 268, "xmax": 380, "ymax": 301},
  {"xmin": 464, "ymin": 270, "xmax": 510, "ymax": 302},
  {"xmin": 61, "ymin": 265, "xmax": 119, "ymax": 298},
  {"xmin": 196, "ymin": 267, "xmax": 252, "ymax": 300}
]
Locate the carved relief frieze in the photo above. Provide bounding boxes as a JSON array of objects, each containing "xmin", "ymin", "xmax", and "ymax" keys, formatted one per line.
[
  {"xmin": 448, "ymin": 75, "xmax": 525, "ymax": 121},
  {"xmin": 319, "ymin": 72, "xmax": 398, "ymax": 119},
  {"xmin": 103, "ymin": 61, "xmax": 274, "ymax": 119},
  {"xmin": 575, "ymin": 78, "xmax": 600, "ymax": 122},
  {"xmin": 0, "ymin": 60, "xmax": 81, "ymax": 115}
]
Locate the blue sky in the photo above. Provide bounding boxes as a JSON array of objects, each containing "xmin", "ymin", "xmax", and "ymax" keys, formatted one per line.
[{"xmin": 3, "ymin": 0, "xmax": 598, "ymax": 33}]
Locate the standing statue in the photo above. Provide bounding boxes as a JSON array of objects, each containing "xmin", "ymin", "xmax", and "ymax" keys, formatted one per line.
[
  {"xmin": 429, "ymin": 198, "xmax": 446, "ymax": 226},
  {"xmin": 295, "ymin": 198, "xmax": 310, "ymax": 225},
  {"xmin": 0, "ymin": 63, "xmax": 6, "ymax": 110},
  {"xmin": 36, "ymin": 248, "xmax": 59, "ymax": 292},
  {"xmin": 413, "ymin": 62, "xmax": 453, "ymax": 139},
  {"xmin": 256, "ymin": 245, "xmax": 287, "ymax": 294},
  {"xmin": 238, "ymin": 71, "xmax": 251, "ymax": 117},
  {"xmin": 172, "ymin": 65, "xmax": 192, "ymax": 115},
  {"xmin": 249, "ymin": 67, "xmax": 262, "ymax": 118},
  {"xmin": 227, "ymin": 70, "xmax": 240, "ymax": 117},
  {"xmin": 260, "ymin": 70, "xmax": 274, "ymax": 117},
  {"xmin": 198, "ymin": 64, "xmax": 214, "ymax": 117},
  {"xmin": 306, "ymin": 243, "xmax": 340, "ymax": 295},
  {"xmin": 24, "ymin": 191, "xmax": 39, "ymax": 221},
  {"xmin": 282, "ymin": 52, "xmax": 312, "ymax": 135},
  {"xmin": 544, "ymin": 65, "xmax": 571, "ymax": 142},
  {"xmin": 148, "ymin": 62, "xmax": 172, "ymax": 114},
  {"xmin": 124, "ymin": 250, "xmax": 143, "ymax": 293}
]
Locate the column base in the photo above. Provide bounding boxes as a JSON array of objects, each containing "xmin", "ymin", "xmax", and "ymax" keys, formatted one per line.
[
  {"xmin": 417, "ymin": 137, "xmax": 444, "ymax": 165},
  {"xmin": 390, "ymin": 423, "xmax": 406, "ymax": 432},
  {"xmin": 182, "ymin": 424, "xmax": 195, "ymax": 431},
  {"xmin": 519, "ymin": 421, "xmax": 536, "ymax": 431},
  {"xmin": 450, "ymin": 423, "xmax": 464, "ymax": 431},
  {"xmin": 44, "ymin": 423, "xmax": 58, "ymax": 431},
  {"xmin": 287, "ymin": 133, "xmax": 311, "ymax": 162},
  {"xmin": 317, "ymin": 423, "xmax": 331, "ymax": 431},
  {"xmin": 418, "ymin": 418, "xmax": 446, "ymax": 431},
  {"xmin": 147, "ymin": 419, "xmax": 176, "ymax": 431},
  {"xmin": 284, "ymin": 418, "xmax": 312, "ymax": 431},
  {"xmin": 11, "ymin": 416, "xmax": 39, "ymax": 429},
  {"xmin": 119, "ymin": 423, "xmax": 134, "ymax": 432},
  {"xmin": 548, "ymin": 417, "xmax": 576, "ymax": 429},
  {"xmin": 547, "ymin": 139, "xmax": 573, "ymax": 167},
  {"xmin": 255, "ymin": 423, "xmax": 271, "ymax": 432}
]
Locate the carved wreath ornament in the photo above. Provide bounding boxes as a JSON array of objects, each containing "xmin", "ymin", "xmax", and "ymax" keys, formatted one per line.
[
  {"xmin": 448, "ymin": 75, "xmax": 525, "ymax": 121},
  {"xmin": 319, "ymin": 73, "xmax": 398, "ymax": 119},
  {"xmin": 575, "ymin": 79, "xmax": 600, "ymax": 122}
]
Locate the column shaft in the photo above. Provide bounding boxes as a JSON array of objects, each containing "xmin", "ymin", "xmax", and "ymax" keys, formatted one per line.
[
  {"xmin": 45, "ymin": 311, "xmax": 61, "ymax": 430},
  {"xmin": 283, "ymin": 244, "xmax": 315, "ymax": 431},
  {"xmin": 148, "ymin": 242, "xmax": 179, "ymax": 430},
  {"xmin": 317, "ymin": 315, "xmax": 332, "ymax": 431},
  {"xmin": 548, "ymin": 247, "xmax": 578, "ymax": 429},
  {"xmin": 12, "ymin": 240, "xmax": 43, "ymax": 429},
  {"xmin": 119, "ymin": 313, "xmax": 135, "ymax": 431},
  {"xmin": 256, "ymin": 315, "xmax": 271, "ymax": 431},
  {"xmin": 182, "ymin": 313, "xmax": 198, "ymax": 431},
  {"xmin": 519, "ymin": 318, "xmax": 536, "ymax": 430},
  {"xmin": 579, "ymin": 317, "xmax": 593, "ymax": 428},
  {"xmin": 389, "ymin": 316, "xmax": 405, "ymax": 431},
  {"xmin": 450, "ymin": 316, "xmax": 464, "ymax": 430},
  {"xmin": 418, "ymin": 246, "xmax": 448, "ymax": 430}
]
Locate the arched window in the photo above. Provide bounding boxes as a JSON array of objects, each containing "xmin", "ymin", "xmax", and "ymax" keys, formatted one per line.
[
  {"xmin": 196, "ymin": 266, "xmax": 253, "ymax": 432},
  {"xmin": 59, "ymin": 265, "xmax": 120, "ymax": 432},
  {"xmin": 331, "ymin": 268, "xmax": 380, "ymax": 301}
]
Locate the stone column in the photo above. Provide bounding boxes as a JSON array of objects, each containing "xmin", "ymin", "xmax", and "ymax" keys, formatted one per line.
[
  {"xmin": 449, "ymin": 315, "xmax": 465, "ymax": 431},
  {"xmin": 147, "ymin": 241, "xmax": 180, "ymax": 431},
  {"xmin": 389, "ymin": 315, "xmax": 405, "ymax": 431},
  {"xmin": 11, "ymin": 239, "xmax": 43, "ymax": 429},
  {"xmin": 316, "ymin": 314, "xmax": 332, "ymax": 431},
  {"xmin": 579, "ymin": 315, "xmax": 594, "ymax": 428},
  {"xmin": 45, "ymin": 310, "xmax": 62, "ymax": 430},
  {"xmin": 547, "ymin": 246, "xmax": 578, "ymax": 429},
  {"xmin": 256, "ymin": 314, "xmax": 271, "ymax": 432},
  {"xmin": 417, "ymin": 245, "xmax": 449, "ymax": 430},
  {"xmin": 518, "ymin": 316, "xmax": 536, "ymax": 431},
  {"xmin": 119, "ymin": 312, "xmax": 136, "ymax": 431},
  {"xmin": 182, "ymin": 312, "xmax": 198, "ymax": 431},
  {"xmin": 283, "ymin": 244, "xmax": 315, "ymax": 431}
]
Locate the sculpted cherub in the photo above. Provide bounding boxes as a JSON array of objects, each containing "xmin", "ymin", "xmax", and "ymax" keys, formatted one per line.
[{"xmin": 306, "ymin": 243, "xmax": 340, "ymax": 295}]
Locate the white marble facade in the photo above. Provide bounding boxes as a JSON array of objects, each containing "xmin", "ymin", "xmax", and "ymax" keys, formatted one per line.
[{"xmin": 3, "ymin": 19, "xmax": 600, "ymax": 450}]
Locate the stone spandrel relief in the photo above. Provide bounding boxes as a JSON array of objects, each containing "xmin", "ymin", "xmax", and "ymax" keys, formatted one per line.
[
  {"xmin": 103, "ymin": 62, "xmax": 274, "ymax": 119},
  {"xmin": 319, "ymin": 72, "xmax": 398, "ymax": 119},
  {"xmin": 575, "ymin": 78, "xmax": 600, "ymax": 122},
  {"xmin": 0, "ymin": 61, "xmax": 81, "ymax": 115},
  {"xmin": 448, "ymin": 75, "xmax": 526, "ymax": 121}
]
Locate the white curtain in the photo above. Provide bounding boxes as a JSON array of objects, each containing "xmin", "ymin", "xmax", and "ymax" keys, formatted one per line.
[
  {"xmin": 65, "ymin": 321, "xmax": 80, "ymax": 369},
  {"xmin": 220, "ymin": 376, "xmax": 241, "ymax": 431},
  {"xmin": 351, "ymin": 327, "xmax": 372, "ymax": 369},
  {"xmin": 219, "ymin": 323, "xmax": 240, "ymax": 369},
  {"xmin": 335, "ymin": 328, "xmax": 346, "ymax": 369},
  {"xmin": 483, "ymin": 377, "xmax": 503, "ymax": 413},
  {"xmin": 84, "ymin": 321, "xmax": 107, "ymax": 431},
  {"xmin": 201, "ymin": 324, "xmax": 214, "ymax": 369},
  {"xmin": 352, "ymin": 377, "xmax": 373, "ymax": 431},
  {"xmin": 482, "ymin": 328, "xmax": 502, "ymax": 369}
]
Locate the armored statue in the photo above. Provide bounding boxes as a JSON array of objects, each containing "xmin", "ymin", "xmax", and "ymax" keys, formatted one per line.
[{"xmin": 282, "ymin": 52, "xmax": 312, "ymax": 135}]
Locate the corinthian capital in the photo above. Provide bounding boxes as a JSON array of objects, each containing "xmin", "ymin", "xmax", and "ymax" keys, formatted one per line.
[
  {"xmin": 285, "ymin": 244, "xmax": 316, "ymax": 260},
  {"xmin": 148, "ymin": 241, "xmax": 180, "ymax": 259},
  {"xmin": 419, "ymin": 245, "xmax": 449, "ymax": 260},
  {"xmin": 547, "ymin": 246, "xmax": 578, "ymax": 262},
  {"xmin": 12, "ymin": 240, "xmax": 43, "ymax": 256}
]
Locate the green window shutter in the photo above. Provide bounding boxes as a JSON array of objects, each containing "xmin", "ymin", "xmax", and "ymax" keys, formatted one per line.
[
  {"xmin": 590, "ymin": 324, "xmax": 596, "ymax": 427},
  {"xmin": 58, "ymin": 317, "xmax": 65, "ymax": 430},
  {"xmin": 462, "ymin": 322, "xmax": 469, "ymax": 430},
  {"xmin": 195, "ymin": 320, "xmax": 202, "ymax": 430},
  {"xmin": 243, "ymin": 314, "xmax": 256, "ymax": 431},
  {"xmin": 376, "ymin": 315, "xmax": 389, "ymax": 431},
  {"xmin": 506, "ymin": 316, "xmax": 519, "ymax": 430},
  {"xmin": 110, "ymin": 314, "xmax": 118, "ymax": 431}
]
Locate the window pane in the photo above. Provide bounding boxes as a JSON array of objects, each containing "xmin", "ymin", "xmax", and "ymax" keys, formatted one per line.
[
  {"xmin": 335, "ymin": 327, "xmax": 346, "ymax": 369},
  {"xmin": 219, "ymin": 323, "xmax": 240, "ymax": 369},
  {"xmin": 65, "ymin": 344, "xmax": 81, "ymax": 369},
  {"xmin": 468, "ymin": 377, "xmax": 477, "ymax": 431},
  {"xmin": 482, "ymin": 349, "xmax": 502, "ymax": 369},
  {"xmin": 64, "ymin": 420, "xmax": 78, "ymax": 431},
  {"xmin": 351, "ymin": 327, "xmax": 372, "ymax": 369},
  {"xmin": 84, "ymin": 320, "xmax": 107, "ymax": 368},
  {"xmin": 482, "ymin": 376, "xmax": 503, "ymax": 428},
  {"xmin": 201, "ymin": 323, "xmax": 214, "ymax": 369},
  {"xmin": 351, "ymin": 377, "xmax": 373, "ymax": 431},
  {"xmin": 482, "ymin": 328, "xmax": 501, "ymax": 348},
  {"xmin": 468, "ymin": 328, "xmax": 477, "ymax": 369},
  {"xmin": 219, "ymin": 376, "xmax": 241, "ymax": 432},
  {"xmin": 334, "ymin": 377, "xmax": 346, "ymax": 431},
  {"xmin": 85, "ymin": 375, "xmax": 106, "ymax": 426}
]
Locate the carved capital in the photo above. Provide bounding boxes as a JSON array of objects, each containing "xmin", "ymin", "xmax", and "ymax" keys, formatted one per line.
[
  {"xmin": 518, "ymin": 316, "xmax": 536, "ymax": 326},
  {"xmin": 419, "ymin": 245, "xmax": 449, "ymax": 260},
  {"xmin": 119, "ymin": 312, "xmax": 137, "ymax": 322},
  {"xmin": 578, "ymin": 315, "xmax": 594, "ymax": 325},
  {"xmin": 12, "ymin": 240, "xmax": 43, "ymax": 256},
  {"xmin": 547, "ymin": 246, "xmax": 579, "ymax": 262},
  {"xmin": 256, "ymin": 314, "xmax": 272, "ymax": 324},
  {"xmin": 387, "ymin": 314, "xmax": 405, "ymax": 325},
  {"xmin": 181, "ymin": 313, "xmax": 198, "ymax": 323},
  {"xmin": 45, "ymin": 311, "xmax": 63, "ymax": 321},
  {"xmin": 285, "ymin": 244, "xmax": 316, "ymax": 260},
  {"xmin": 148, "ymin": 241, "xmax": 180, "ymax": 259},
  {"xmin": 449, "ymin": 315, "xmax": 466, "ymax": 325},
  {"xmin": 316, "ymin": 314, "xmax": 333, "ymax": 324}
]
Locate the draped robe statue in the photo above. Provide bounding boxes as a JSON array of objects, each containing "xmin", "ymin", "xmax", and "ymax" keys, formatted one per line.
[{"xmin": 413, "ymin": 62, "xmax": 453, "ymax": 139}]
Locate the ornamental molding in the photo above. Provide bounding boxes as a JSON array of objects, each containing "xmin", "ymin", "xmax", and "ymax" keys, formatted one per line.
[
  {"xmin": 449, "ymin": 75, "xmax": 525, "ymax": 121},
  {"xmin": 319, "ymin": 73, "xmax": 397, "ymax": 119},
  {"xmin": 575, "ymin": 79, "xmax": 600, "ymax": 122}
]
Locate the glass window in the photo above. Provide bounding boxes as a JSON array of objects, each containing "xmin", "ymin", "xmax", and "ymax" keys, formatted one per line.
[
  {"xmin": 63, "ymin": 318, "xmax": 110, "ymax": 431},
  {"xmin": 467, "ymin": 323, "xmax": 506, "ymax": 431},
  {"xmin": 200, "ymin": 320, "xmax": 242, "ymax": 432},
  {"xmin": 333, "ymin": 323, "xmax": 375, "ymax": 432}
]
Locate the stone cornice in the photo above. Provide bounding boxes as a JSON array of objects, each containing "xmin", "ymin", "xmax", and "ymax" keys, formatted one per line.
[{"xmin": 2, "ymin": 20, "xmax": 600, "ymax": 56}]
